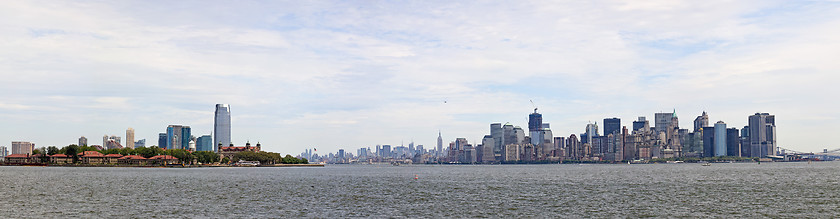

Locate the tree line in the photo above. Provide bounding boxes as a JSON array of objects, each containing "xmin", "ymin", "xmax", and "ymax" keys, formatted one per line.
[
  {"xmin": 28, "ymin": 144, "xmax": 301, "ymax": 165},
  {"xmin": 232, "ymin": 151, "xmax": 308, "ymax": 165}
]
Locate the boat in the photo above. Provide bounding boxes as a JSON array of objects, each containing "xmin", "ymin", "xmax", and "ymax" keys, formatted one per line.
[{"xmin": 702, "ymin": 163, "xmax": 711, "ymax": 166}]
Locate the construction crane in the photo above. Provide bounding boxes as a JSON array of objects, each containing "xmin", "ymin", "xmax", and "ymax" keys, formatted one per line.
[{"xmin": 530, "ymin": 100, "xmax": 538, "ymax": 113}]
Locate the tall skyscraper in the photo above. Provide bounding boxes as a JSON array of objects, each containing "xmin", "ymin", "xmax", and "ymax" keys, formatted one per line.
[
  {"xmin": 702, "ymin": 127, "xmax": 715, "ymax": 157},
  {"xmin": 126, "ymin": 127, "xmax": 135, "ymax": 149},
  {"xmin": 437, "ymin": 131, "xmax": 443, "ymax": 157},
  {"xmin": 528, "ymin": 109, "xmax": 542, "ymax": 132},
  {"xmin": 11, "ymin": 141, "xmax": 34, "ymax": 155},
  {"xmin": 726, "ymin": 128, "xmax": 740, "ymax": 157},
  {"xmin": 694, "ymin": 111, "xmax": 709, "ymax": 132},
  {"xmin": 749, "ymin": 113, "xmax": 776, "ymax": 157},
  {"xmin": 78, "ymin": 136, "xmax": 88, "ymax": 146},
  {"xmin": 214, "ymin": 104, "xmax": 231, "ymax": 151},
  {"xmin": 603, "ymin": 118, "xmax": 621, "ymax": 136},
  {"xmin": 585, "ymin": 122, "xmax": 598, "ymax": 145},
  {"xmin": 0, "ymin": 146, "xmax": 7, "ymax": 157},
  {"xmin": 490, "ymin": 123, "xmax": 503, "ymax": 156},
  {"xmin": 135, "ymin": 139, "xmax": 146, "ymax": 148},
  {"xmin": 655, "ymin": 112, "xmax": 676, "ymax": 134},
  {"xmin": 714, "ymin": 121, "xmax": 727, "ymax": 157}
]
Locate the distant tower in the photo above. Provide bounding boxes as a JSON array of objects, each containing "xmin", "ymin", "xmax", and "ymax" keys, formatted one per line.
[
  {"xmin": 78, "ymin": 136, "xmax": 88, "ymax": 146},
  {"xmin": 215, "ymin": 104, "xmax": 231, "ymax": 152},
  {"xmin": 694, "ymin": 111, "xmax": 709, "ymax": 132},
  {"xmin": 436, "ymin": 131, "xmax": 443, "ymax": 157},
  {"xmin": 714, "ymin": 121, "xmax": 727, "ymax": 157},
  {"xmin": 749, "ymin": 113, "xmax": 776, "ymax": 157},
  {"xmin": 126, "ymin": 127, "xmax": 135, "ymax": 149}
]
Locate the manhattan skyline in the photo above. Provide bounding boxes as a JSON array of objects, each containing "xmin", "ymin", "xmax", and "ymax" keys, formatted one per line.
[{"xmin": 2, "ymin": 1, "xmax": 840, "ymax": 154}]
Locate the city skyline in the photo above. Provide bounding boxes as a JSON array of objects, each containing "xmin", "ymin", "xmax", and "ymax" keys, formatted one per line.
[{"xmin": 2, "ymin": 1, "xmax": 840, "ymax": 154}]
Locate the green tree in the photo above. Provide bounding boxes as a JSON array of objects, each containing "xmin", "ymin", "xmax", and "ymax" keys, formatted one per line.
[
  {"xmin": 221, "ymin": 157, "xmax": 230, "ymax": 164},
  {"xmin": 47, "ymin": 146, "xmax": 59, "ymax": 155},
  {"xmin": 194, "ymin": 151, "xmax": 220, "ymax": 164},
  {"xmin": 63, "ymin": 144, "xmax": 79, "ymax": 163}
]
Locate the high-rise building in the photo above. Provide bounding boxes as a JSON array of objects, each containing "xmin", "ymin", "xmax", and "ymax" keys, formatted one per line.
[
  {"xmin": 481, "ymin": 135, "xmax": 495, "ymax": 162},
  {"xmin": 166, "ymin": 125, "xmax": 191, "ymax": 150},
  {"xmin": 585, "ymin": 122, "xmax": 598, "ymax": 145},
  {"xmin": 197, "ymin": 135, "xmax": 213, "ymax": 151},
  {"xmin": 135, "ymin": 139, "xmax": 146, "ymax": 148},
  {"xmin": 102, "ymin": 135, "xmax": 122, "ymax": 149},
  {"xmin": 214, "ymin": 104, "xmax": 232, "ymax": 151},
  {"xmin": 714, "ymin": 121, "xmax": 727, "ymax": 157},
  {"xmin": 11, "ymin": 141, "xmax": 34, "ymax": 155},
  {"xmin": 126, "ymin": 127, "xmax": 135, "ymax": 149},
  {"xmin": 528, "ymin": 109, "xmax": 542, "ymax": 132},
  {"xmin": 749, "ymin": 113, "xmax": 776, "ymax": 157},
  {"xmin": 727, "ymin": 128, "xmax": 740, "ymax": 157},
  {"xmin": 740, "ymin": 126, "xmax": 750, "ymax": 157},
  {"xmin": 604, "ymin": 118, "xmax": 621, "ymax": 136},
  {"xmin": 702, "ymin": 127, "xmax": 715, "ymax": 157},
  {"xmin": 632, "ymin": 117, "xmax": 649, "ymax": 132},
  {"xmin": 490, "ymin": 123, "xmax": 503, "ymax": 156},
  {"xmin": 158, "ymin": 133, "xmax": 168, "ymax": 149},
  {"xmin": 694, "ymin": 111, "xmax": 709, "ymax": 132},
  {"xmin": 437, "ymin": 131, "xmax": 443, "ymax": 157},
  {"xmin": 0, "ymin": 146, "xmax": 8, "ymax": 157},
  {"xmin": 78, "ymin": 136, "xmax": 88, "ymax": 146}
]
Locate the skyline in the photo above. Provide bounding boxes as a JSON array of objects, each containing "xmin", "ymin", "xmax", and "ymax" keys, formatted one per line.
[{"xmin": 2, "ymin": 1, "xmax": 840, "ymax": 153}]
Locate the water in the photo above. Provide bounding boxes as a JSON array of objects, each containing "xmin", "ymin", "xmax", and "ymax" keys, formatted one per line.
[{"xmin": 1, "ymin": 162, "xmax": 840, "ymax": 218}]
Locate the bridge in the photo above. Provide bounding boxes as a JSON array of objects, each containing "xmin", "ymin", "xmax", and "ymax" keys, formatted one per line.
[{"xmin": 778, "ymin": 147, "xmax": 840, "ymax": 161}]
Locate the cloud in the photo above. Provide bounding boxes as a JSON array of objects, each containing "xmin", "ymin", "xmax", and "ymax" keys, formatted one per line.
[{"xmin": 0, "ymin": 0, "xmax": 838, "ymax": 153}]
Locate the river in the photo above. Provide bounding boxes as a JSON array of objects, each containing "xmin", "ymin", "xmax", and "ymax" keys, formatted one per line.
[{"xmin": 1, "ymin": 162, "xmax": 839, "ymax": 218}]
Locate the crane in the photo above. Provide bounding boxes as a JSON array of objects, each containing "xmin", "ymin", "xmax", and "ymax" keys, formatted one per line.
[{"xmin": 530, "ymin": 99, "xmax": 538, "ymax": 113}]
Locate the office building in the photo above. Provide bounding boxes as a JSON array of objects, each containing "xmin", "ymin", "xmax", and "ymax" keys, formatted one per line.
[
  {"xmin": 727, "ymin": 128, "xmax": 740, "ymax": 157},
  {"xmin": 714, "ymin": 121, "xmax": 727, "ymax": 157},
  {"xmin": 135, "ymin": 139, "xmax": 146, "ymax": 148},
  {"xmin": 585, "ymin": 122, "xmax": 598, "ymax": 145},
  {"xmin": 197, "ymin": 135, "xmax": 213, "ymax": 151},
  {"xmin": 0, "ymin": 146, "xmax": 7, "ymax": 157},
  {"xmin": 604, "ymin": 118, "xmax": 621, "ymax": 136},
  {"xmin": 749, "ymin": 113, "xmax": 776, "ymax": 157},
  {"xmin": 490, "ymin": 123, "xmax": 503, "ymax": 156},
  {"xmin": 437, "ymin": 131, "xmax": 443, "ymax": 157},
  {"xmin": 12, "ymin": 141, "xmax": 34, "ymax": 155},
  {"xmin": 126, "ymin": 127, "xmax": 135, "ymax": 149},
  {"xmin": 166, "ymin": 125, "xmax": 191, "ymax": 150},
  {"xmin": 214, "ymin": 104, "xmax": 232, "ymax": 151},
  {"xmin": 694, "ymin": 112, "xmax": 709, "ymax": 132},
  {"xmin": 158, "ymin": 133, "xmax": 168, "ymax": 149},
  {"xmin": 79, "ymin": 136, "xmax": 88, "ymax": 146},
  {"xmin": 740, "ymin": 126, "xmax": 751, "ymax": 157},
  {"xmin": 702, "ymin": 127, "xmax": 715, "ymax": 157},
  {"xmin": 632, "ymin": 117, "xmax": 649, "ymax": 132}
]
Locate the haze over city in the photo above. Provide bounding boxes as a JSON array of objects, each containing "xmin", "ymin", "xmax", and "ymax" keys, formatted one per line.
[{"xmin": 2, "ymin": 1, "xmax": 839, "ymax": 154}]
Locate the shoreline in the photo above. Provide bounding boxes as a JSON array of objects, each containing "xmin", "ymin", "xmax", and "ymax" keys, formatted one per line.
[{"xmin": 0, "ymin": 163, "xmax": 325, "ymax": 168}]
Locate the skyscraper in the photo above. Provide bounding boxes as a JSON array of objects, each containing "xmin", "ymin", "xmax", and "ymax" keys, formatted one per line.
[
  {"xmin": 585, "ymin": 122, "xmax": 598, "ymax": 145},
  {"xmin": 726, "ymin": 128, "xmax": 740, "ymax": 157},
  {"xmin": 702, "ymin": 127, "xmax": 715, "ymax": 157},
  {"xmin": 126, "ymin": 127, "xmax": 135, "ymax": 149},
  {"xmin": 490, "ymin": 123, "xmax": 503, "ymax": 156},
  {"xmin": 632, "ymin": 117, "xmax": 649, "ymax": 132},
  {"xmin": 655, "ymin": 112, "xmax": 674, "ymax": 134},
  {"xmin": 78, "ymin": 136, "xmax": 88, "ymax": 146},
  {"xmin": 694, "ymin": 111, "xmax": 709, "ymax": 132},
  {"xmin": 158, "ymin": 133, "xmax": 168, "ymax": 148},
  {"xmin": 714, "ymin": 121, "xmax": 727, "ymax": 157},
  {"xmin": 197, "ymin": 135, "xmax": 213, "ymax": 151},
  {"xmin": 166, "ymin": 125, "xmax": 191, "ymax": 150},
  {"xmin": 749, "ymin": 113, "xmax": 776, "ymax": 157},
  {"xmin": 214, "ymin": 104, "xmax": 231, "ymax": 152},
  {"xmin": 437, "ymin": 131, "xmax": 443, "ymax": 157},
  {"xmin": 603, "ymin": 118, "xmax": 621, "ymax": 136}
]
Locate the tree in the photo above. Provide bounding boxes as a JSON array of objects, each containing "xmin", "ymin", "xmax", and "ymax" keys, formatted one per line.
[
  {"xmin": 32, "ymin": 149, "xmax": 42, "ymax": 155},
  {"xmin": 47, "ymin": 146, "xmax": 59, "ymax": 155},
  {"xmin": 221, "ymin": 157, "xmax": 230, "ymax": 164},
  {"xmin": 194, "ymin": 151, "xmax": 220, "ymax": 164},
  {"xmin": 64, "ymin": 144, "xmax": 79, "ymax": 163}
]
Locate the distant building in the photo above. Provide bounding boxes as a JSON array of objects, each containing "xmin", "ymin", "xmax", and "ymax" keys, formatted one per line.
[
  {"xmin": 632, "ymin": 117, "xmax": 649, "ymax": 132},
  {"xmin": 490, "ymin": 123, "xmax": 503, "ymax": 157},
  {"xmin": 603, "ymin": 118, "xmax": 621, "ymax": 136},
  {"xmin": 727, "ymin": 128, "xmax": 741, "ymax": 157},
  {"xmin": 134, "ymin": 139, "xmax": 146, "ymax": 148},
  {"xmin": 11, "ymin": 141, "xmax": 34, "ymax": 155},
  {"xmin": 714, "ymin": 121, "xmax": 727, "ymax": 157},
  {"xmin": 436, "ymin": 131, "xmax": 443, "ymax": 157},
  {"xmin": 166, "ymin": 125, "xmax": 191, "ymax": 150},
  {"xmin": 78, "ymin": 136, "xmax": 88, "ymax": 146},
  {"xmin": 126, "ymin": 128, "xmax": 135, "ymax": 149},
  {"xmin": 102, "ymin": 135, "xmax": 121, "ymax": 149},
  {"xmin": 0, "ymin": 146, "xmax": 7, "ymax": 157},
  {"xmin": 158, "ymin": 133, "xmax": 168, "ymax": 148},
  {"xmin": 215, "ymin": 104, "xmax": 232, "ymax": 152},
  {"xmin": 219, "ymin": 142, "xmax": 261, "ymax": 161},
  {"xmin": 694, "ymin": 112, "xmax": 709, "ymax": 132},
  {"xmin": 702, "ymin": 127, "xmax": 715, "ymax": 157},
  {"xmin": 197, "ymin": 135, "xmax": 213, "ymax": 151},
  {"xmin": 481, "ymin": 135, "xmax": 495, "ymax": 162},
  {"xmin": 749, "ymin": 113, "xmax": 776, "ymax": 157},
  {"xmin": 585, "ymin": 122, "xmax": 599, "ymax": 145}
]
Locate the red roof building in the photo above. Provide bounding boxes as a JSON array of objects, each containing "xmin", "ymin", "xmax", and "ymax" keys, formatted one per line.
[
  {"xmin": 50, "ymin": 154, "xmax": 72, "ymax": 164},
  {"xmin": 148, "ymin": 155, "xmax": 179, "ymax": 165},
  {"xmin": 104, "ymin": 154, "xmax": 123, "ymax": 164},
  {"xmin": 4, "ymin": 154, "xmax": 29, "ymax": 163},
  {"xmin": 118, "ymin": 155, "xmax": 147, "ymax": 165}
]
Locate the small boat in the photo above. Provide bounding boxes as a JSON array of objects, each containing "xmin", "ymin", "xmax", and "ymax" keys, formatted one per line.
[{"xmin": 702, "ymin": 163, "xmax": 711, "ymax": 166}]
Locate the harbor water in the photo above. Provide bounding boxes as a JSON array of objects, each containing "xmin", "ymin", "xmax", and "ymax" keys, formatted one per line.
[{"xmin": 1, "ymin": 162, "xmax": 839, "ymax": 218}]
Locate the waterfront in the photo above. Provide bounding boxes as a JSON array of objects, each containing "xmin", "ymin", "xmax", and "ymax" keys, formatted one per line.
[{"xmin": 1, "ymin": 162, "xmax": 839, "ymax": 218}]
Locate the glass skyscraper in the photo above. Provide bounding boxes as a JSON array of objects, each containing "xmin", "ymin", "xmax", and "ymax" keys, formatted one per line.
[
  {"xmin": 215, "ymin": 104, "xmax": 231, "ymax": 151},
  {"xmin": 197, "ymin": 135, "xmax": 213, "ymax": 151}
]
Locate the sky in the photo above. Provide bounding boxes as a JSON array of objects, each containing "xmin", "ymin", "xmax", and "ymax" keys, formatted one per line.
[{"xmin": 1, "ymin": 1, "xmax": 839, "ymax": 155}]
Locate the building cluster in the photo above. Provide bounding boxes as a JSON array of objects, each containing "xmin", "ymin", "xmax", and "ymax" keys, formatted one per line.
[
  {"xmin": 2, "ymin": 104, "xmax": 237, "ymax": 160},
  {"xmin": 317, "ymin": 109, "xmax": 778, "ymax": 164},
  {"xmin": 3, "ymin": 151, "xmax": 179, "ymax": 166}
]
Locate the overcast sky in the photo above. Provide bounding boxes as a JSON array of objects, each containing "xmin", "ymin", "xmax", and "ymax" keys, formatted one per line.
[{"xmin": 2, "ymin": 1, "xmax": 839, "ymax": 155}]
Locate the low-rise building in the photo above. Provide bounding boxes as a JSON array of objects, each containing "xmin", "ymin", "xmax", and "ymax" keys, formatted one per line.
[
  {"xmin": 51, "ymin": 154, "xmax": 72, "ymax": 164},
  {"xmin": 219, "ymin": 142, "xmax": 261, "ymax": 161},
  {"xmin": 118, "ymin": 155, "xmax": 147, "ymax": 165},
  {"xmin": 148, "ymin": 155, "xmax": 179, "ymax": 165},
  {"xmin": 104, "ymin": 154, "xmax": 123, "ymax": 164},
  {"xmin": 79, "ymin": 151, "xmax": 105, "ymax": 164},
  {"xmin": 4, "ymin": 154, "xmax": 29, "ymax": 163}
]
